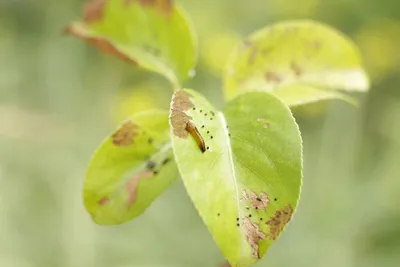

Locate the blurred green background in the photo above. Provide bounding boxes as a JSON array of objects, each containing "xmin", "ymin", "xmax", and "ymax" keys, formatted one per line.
[{"xmin": 1, "ymin": 0, "xmax": 399, "ymax": 266}]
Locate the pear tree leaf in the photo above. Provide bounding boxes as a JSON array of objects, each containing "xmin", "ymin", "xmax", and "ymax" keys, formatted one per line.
[
  {"xmin": 223, "ymin": 19, "xmax": 369, "ymax": 105},
  {"xmin": 273, "ymin": 84, "xmax": 358, "ymax": 107},
  {"xmin": 169, "ymin": 89, "xmax": 302, "ymax": 266},
  {"xmin": 85, "ymin": 110, "xmax": 178, "ymax": 225},
  {"xmin": 65, "ymin": 0, "xmax": 197, "ymax": 86}
]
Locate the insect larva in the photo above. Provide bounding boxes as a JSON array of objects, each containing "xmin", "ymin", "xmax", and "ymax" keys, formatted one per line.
[{"xmin": 185, "ymin": 121, "xmax": 206, "ymax": 153}]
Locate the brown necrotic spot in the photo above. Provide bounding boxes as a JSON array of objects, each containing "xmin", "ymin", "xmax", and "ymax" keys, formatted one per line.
[
  {"xmin": 98, "ymin": 196, "xmax": 109, "ymax": 206},
  {"xmin": 126, "ymin": 0, "xmax": 173, "ymax": 16},
  {"xmin": 83, "ymin": 0, "xmax": 106, "ymax": 23},
  {"xmin": 265, "ymin": 71, "xmax": 282, "ymax": 84},
  {"xmin": 243, "ymin": 216, "xmax": 266, "ymax": 259},
  {"xmin": 112, "ymin": 120, "xmax": 139, "ymax": 146},
  {"xmin": 64, "ymin": 26, "xmax": 138, "ymax": 65},
  {"xmin": 170, "ymin": 90, "xmax": 194, "ymax": 138},
  {"xmin": 266, "ymin": 205, "xmax": 293, "ymax": 240},
  {"xmin": 290, "ymin": 61, "xmax": 303, "ymax": 77},
  {"xmin": 241, "ymin": 190, "xmax": 269, "ymax": 212},
  {"xmin": 126, "ymin": 171, "xmax": 153, "ymax": 207}
]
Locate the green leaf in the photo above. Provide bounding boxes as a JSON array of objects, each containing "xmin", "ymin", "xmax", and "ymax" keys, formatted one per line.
[
  {"xmin": 85, "ymin": 110, "xmax": 178, "ymax": 225},
  {"xmin": 65, "ymin": 0, "xmax": 197, "ymax": 86},
  {"xmin": 273, "ymin": 84, "xmax": 358, "ymax": 107},
  {"xmin": 169, "ymin": 89, "xmax": 302, "ymax": 266},
  {"xmin": 223, "ymin": 19, "xmax": 369, "ymax": 105}
]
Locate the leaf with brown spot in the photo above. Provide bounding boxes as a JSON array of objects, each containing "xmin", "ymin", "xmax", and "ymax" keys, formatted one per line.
[
  {"xmin": 266, "ymin": 205, "xmax": 293, "ymax": 240},
  {"xmin": 170, "ymin": 90, "xmax": 194, "ymax": 138},
  {"xmin": 84, "ymin": 110, "xmax": 178, "ymax": 225},
  {"xmin": 170, "ymin": 89, "xmax": 302, "ymax": 266},
  {"xmin": 65, "ymin": 0, "xmax": 197, "ymax": 86},
  {"xmin": 224, "ymin": 20, "xmax": 370, "ymax": 107},
  {"xmin": 112, "ymin": 120, "xmax": 139, "ymax": 146},
  {"xmin": 243, "ymin": 216, "xmax": 267, "ymax": 258},
  {"xmin": 126, "ymin": 171, "xmax": 153, "ymax": 206}
]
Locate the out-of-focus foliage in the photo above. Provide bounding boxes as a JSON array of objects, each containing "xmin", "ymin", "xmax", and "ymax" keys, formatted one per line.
[
  {"xmin": 65, "ymin": 0, "xmax": 197, "ymax": 87},
  {"xmin": 224, "ymin": 20, "xmax": 369, "ymax": 105},
  {"xmin": 1, "ymin": 0, "xmax": 400, "ymax": 266}
]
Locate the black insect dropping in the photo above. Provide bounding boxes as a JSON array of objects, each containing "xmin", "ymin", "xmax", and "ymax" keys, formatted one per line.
[
  {"xmin": 228, "ymin": 133, "xmax": 231, "ymax": 137},
  {"xmin": 205, "ymin": 113, "xmax": 208, "ymax": 116},
  {"xmin": 246, "ymin": 207, "xmax": 250, "ymax": 210},
  {"xmin": 210, "ymin": 136, "xmax": 213, "ymax": 139},
  {"xmin": 207, "ymin": 130, "xmax": 210, "ymax": 134},
  {"xmin": 193, "ymin": 107, "xmax": 196, "ymax": 110},
  {"xmin": 256, "ymin": 197, "xmax": 262, "ymax": 201},
  {"xmin": 210, "ymin": 111, "xmax": 215, "ymax": 116},
  {"xmin": 260, "ymin": 218, "xmax": 263, "ymax": 221},
  {"xmin": 249, "ymin": 214, "xmax": 252, "ymax": 218},
  {"xmin": 236, "ymin": 217, "xmax": 239, "ymax": 221},
  {"xmin": 274, "ymin": 198, "xmax": 278, "ymax": 201},
  {"xmin": 210, "ymin": 118, "xmax": 213, "ymax": 120},
  {"xmin": 255, "ymin": 207, "xmax": 259, "ymax": 210},
  {"xmin": 236, "ymin": 223, "xmax": 240, "ymax": 227},
  {"xmin": 217, "ymin": 213, "xmax": 220, "ymax": 216},
  {"xmin": 162, "ymin": 158, "xmax": 170, "ymax": 165},
  {"xmin": 148, "ymin": 138, "xmax": 153, "ymax": 144},
  {"xmin": 200, "ymin": 110, "xmax": 203, "ymax": 113},
  {"xmin": 153, "ymin": 170, "xmax": 159, "ymax": 175},
  {"xmin": 201, "ymin": 125, "xmax": 205, "ymax": 128},
  {"xmin": 206, "ymin": 146, "xmax": 210, "ymax": 150},
  {"xmin": 146, "ymin": 161, "xmax": 156, "ymax": 170}
]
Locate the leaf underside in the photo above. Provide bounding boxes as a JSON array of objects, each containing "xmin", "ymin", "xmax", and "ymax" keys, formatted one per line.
[
  {"xmin": 169, "ymin": 89, "xmax": 302, "ymax": 266},
  {"xmin": 84, "ymin": 110, "xmax": 178, "ymax": 225},
  {"xmin": 65, "ymin": 0, "xmax": 197, "ymax": 86},
  {"xmin": 223, "ymin": 19, "xmax": 370, "ymax": 106}
]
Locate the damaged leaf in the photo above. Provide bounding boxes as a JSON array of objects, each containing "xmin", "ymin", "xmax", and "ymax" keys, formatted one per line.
[
  {"xmin": 65, "ymin": 0, "xmax": 197, "ymax": 86},
  {"xmin": 223, "ymin": 20, "xmax": 370, "ymax": 106},
  {"xmin": 169, "ymin": 89, "xmax": 302, "ymax": 266},
  {"xmin": 84, "ymin": 110, "xmax": 178, "ymax": 225}
]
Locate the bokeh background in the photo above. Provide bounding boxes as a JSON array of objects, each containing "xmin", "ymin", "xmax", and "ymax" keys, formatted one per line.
[{"xmin": 1, "ymin": 0, "xmax": 400, "ymax": 266}]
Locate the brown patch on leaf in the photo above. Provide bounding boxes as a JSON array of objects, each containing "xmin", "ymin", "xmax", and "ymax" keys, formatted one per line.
[
  {"xmin": 241, "ymin": 40, "xmax": 253, "ymax": 52},
  {"xmin": 170, "ymin": 91, "xmax": 194, "ymax": 138},
  {"xmin": 240, "ymin": 190, "xmax": 249, "ymax": 202},
  {"xmin": 126, "ymin": 171, "xmax": 153, "ymax": 206},
  {"xmin": 241, "ymin": 190, "xmax": 269, "ymax": 211},
  {"xmin": 64, "ymin": 26, "xmax": 138, "ymax": 65},
  {"xmin": 125, "ymin": 0, "xmax": 173, "ymax": 16},
  {"xmin": 313, "ymin": 40, "xmax": 321, "ymax": 50},
  {"xmin": 112, "ymin": 120, "xmax": 139, "ymax": 146},
  {"xmin": 98, "ymin": 196, "xmax": 109, "ymax": 205},
  {"xmin": 290, "ymin": 61, "xmax": 303, "ymax": 77},
  {"xmin": 243, "ymin": 216, "xmax": 266, "ymax": 258},
  {"xmin": 250, "ymin": 192, "xmax": 269, "ymax": 211},
  {"xmin": 83, "ymin": 0, "xmax": 106, "ymax": 23},
  {"xmin": 265, "ymin": 71, "xmax": 282, "ymax": 84},
  {"xmin": 266, "ymin": 205, "xmax": 293, "ymax": 240}
]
